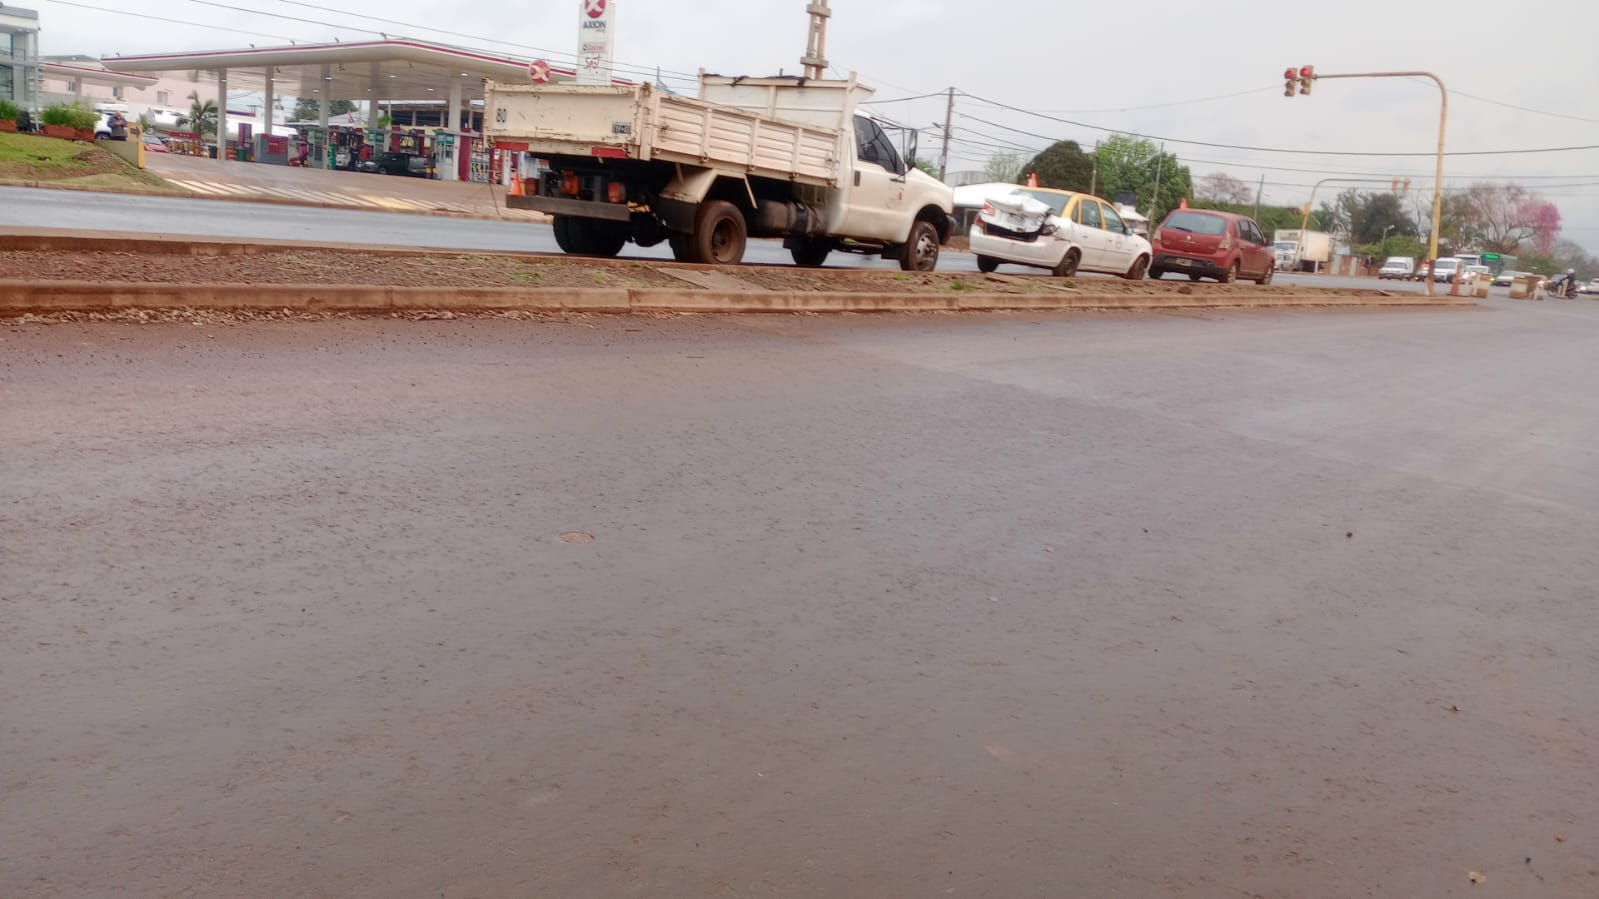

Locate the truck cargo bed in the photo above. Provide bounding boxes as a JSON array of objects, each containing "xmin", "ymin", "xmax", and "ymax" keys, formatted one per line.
[{"xmin": 485, "ymin": 83, "xmax": 843, "ymax": 187}]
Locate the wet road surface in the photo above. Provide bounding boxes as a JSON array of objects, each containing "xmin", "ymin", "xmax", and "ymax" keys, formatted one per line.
[
  {"xmin": 3, "ymin": 297, "xmax": 1596, "ymax": 897},
  {"xmin": 0, "ymin": 185, "xmax": 1420, "ymax": 292}
]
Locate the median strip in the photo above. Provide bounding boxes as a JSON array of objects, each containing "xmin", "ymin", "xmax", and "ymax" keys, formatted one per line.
[{"xmin": 0, "ymin": 280, "xmax": 1471, "ymax": 317}]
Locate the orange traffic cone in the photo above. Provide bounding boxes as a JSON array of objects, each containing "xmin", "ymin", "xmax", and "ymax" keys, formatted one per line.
[
  {"xmin": 509, "ymin": 173, "xmax": 523, "ymax": 197},
  {"xmin": 1026, "ymin": 172, "xmax": 1038, "ymax": 188},
  {"xmin": 1179, "ymin": 197, "xmax": 1188, "ymax": 209}
]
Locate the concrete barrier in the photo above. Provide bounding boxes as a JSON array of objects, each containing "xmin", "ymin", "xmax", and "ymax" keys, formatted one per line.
[{"xmin": 0, "ymin": 280, "xmax": 1474, "ymax": 317}]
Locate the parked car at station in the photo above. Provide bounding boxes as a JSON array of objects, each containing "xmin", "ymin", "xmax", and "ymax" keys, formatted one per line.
[
  {"xmin": 1378, "ymin": 256, "xmax": 1415, "ymax": 279},
  {"xmin": 1492, "ymin": 269, "xmax": 1520, "ymax": 287},
  {"xmin": 1149, "ymin": 209, "xmax": 1275, "ymax": 284},
  {"xmin": 141, "ymin": 134, "xmax": 170, "ymax": 153},
  {"xmin": 969, "ymin": 187, "xmax": 1152, "ymax": 278},
  {"xmin": 373, "ymin": 151, "xmax": 434, "ymax": 178}
]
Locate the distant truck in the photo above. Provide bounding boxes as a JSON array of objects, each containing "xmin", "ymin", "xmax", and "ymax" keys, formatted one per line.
[
  {"xmin": 1378, "ymin": 256, "xmax": 1416, "ymax": 279},
  {"xmin": 1273, "ymin": 229, "xmax": 1332, "ymax": 272},
  {"xmin": 483, "ymin": 73, "xmax": 954, "ymax": 270}
]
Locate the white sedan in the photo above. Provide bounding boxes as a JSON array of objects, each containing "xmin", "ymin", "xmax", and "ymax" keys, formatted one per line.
[{"xmin": 970, "ymin": 187, "xmax": 1152, "ymax": 279}]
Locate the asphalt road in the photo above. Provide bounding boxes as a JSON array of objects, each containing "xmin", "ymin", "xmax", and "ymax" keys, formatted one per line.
[
  {"xmin": 0, "ymin": 185, "xmax": 1414, "ymax": 291},
  {"xmin": 4, "ymin": 296, "xmax": 1596, "ymax": 897}
]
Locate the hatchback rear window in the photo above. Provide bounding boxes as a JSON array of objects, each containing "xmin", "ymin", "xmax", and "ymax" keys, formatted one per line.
[{"xmin": 1161, "ymin": 212, "xmax": 1230, "ymax": 236}]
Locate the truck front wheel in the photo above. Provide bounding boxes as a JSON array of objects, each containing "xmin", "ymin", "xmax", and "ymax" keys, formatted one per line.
[
  {"xmin": 899, "ymin": 220, "xmax": 940, "ymax": 272},
  {"xmin": 790, "ymin": 239, "xmax": 831, "ymax": 267},
  {"xmin": 691, "ymin": 201, "xmax": 747, "ymax": 265}
]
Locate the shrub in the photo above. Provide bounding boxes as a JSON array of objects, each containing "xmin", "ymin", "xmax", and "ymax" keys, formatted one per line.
[
  {"xmin": 0, "ymin": 99, "xmax": 19, "ymax": 122},
  {"xmin": 40, "ymin": 103, "xmax": 98, "ymax": 130}
]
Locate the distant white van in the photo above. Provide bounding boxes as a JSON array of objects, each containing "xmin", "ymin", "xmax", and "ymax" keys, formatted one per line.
[{"xmin": 1378, "ymin": 256, "xmax": 1415, "ymax": 280}]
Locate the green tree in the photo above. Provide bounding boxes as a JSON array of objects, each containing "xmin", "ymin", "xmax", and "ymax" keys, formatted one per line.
[
  {"xmin": 1094, "ymin": 135, "xmax": 1191, "ymax": 222},
  {"xmin": 292, "ymin": 97, "xmax": 358, "ymax": 122},
  {"xmin": 1019, "ymin": 140, "xmax": 1094, "ymax": 192},
  {"xmin": 912, "ymin": 157, "xmax": 939, "ymax": 178},
  {"xmin": 981, "ymin": 151, "xmax": 1022, "ymax": 184},
  {"xmin": 176, "ymin": 91, "xmax": 217, "ymax": 138},
  {"xmin": 1350, "ymin": 192, "xmax": 1418, "ymax": 245}
]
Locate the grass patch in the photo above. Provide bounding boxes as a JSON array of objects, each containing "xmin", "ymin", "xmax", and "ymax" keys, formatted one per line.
[
  {"xmin": 0, "ymin": 133, "xmax": 90, "ymax": 166},
  {"xmin": 509, "ymin": 271, "xmax": 544, "ymax": 281},
  {"xmin": 0, "ymin": 132, "xmax": 180, "ymax": 193}
]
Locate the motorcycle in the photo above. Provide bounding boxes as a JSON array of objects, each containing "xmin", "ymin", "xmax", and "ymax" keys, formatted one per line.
[{"xmin": 1548, "ymin": 276, "xmax": 1579, "ymax": 299}]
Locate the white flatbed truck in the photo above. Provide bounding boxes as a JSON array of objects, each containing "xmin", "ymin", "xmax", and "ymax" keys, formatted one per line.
[{"xmin": 483, "ymin": 72, "xmax": 954, "ymax": 270}]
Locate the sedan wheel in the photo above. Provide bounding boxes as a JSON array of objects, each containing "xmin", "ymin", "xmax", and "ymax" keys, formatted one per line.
[
  {"xmin": 1053, "ymin": 249, "xmax": 1081, "ymax": 278},
  {"xmin": 1123, "ymin": 255, "xmax": 1149, "ymax": 281}
]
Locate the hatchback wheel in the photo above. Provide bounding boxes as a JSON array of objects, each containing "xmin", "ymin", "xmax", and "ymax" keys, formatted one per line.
[{"xmin": 1219, "ymin": 261, "xmax": 1239, "ymax": 284}]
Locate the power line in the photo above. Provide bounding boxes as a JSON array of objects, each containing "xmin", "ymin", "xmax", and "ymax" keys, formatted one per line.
[
  {"xmin": 1019, "ymin": 85, "xmax": 1277, "ymax": 115},
  {"xmin": 858, "ymin": 91, "xmax": 949, "ymax": 105},
  {"xmin": 39, "ymin": 0, "xmax": 307, "ymax": 42},
  {"xmin": 272, "ymin": 0, "xmax": 704, "ymax": 84},
  {"xmin": 958, "ymin": 95, "xmax": 1599, "ymax": 158}
]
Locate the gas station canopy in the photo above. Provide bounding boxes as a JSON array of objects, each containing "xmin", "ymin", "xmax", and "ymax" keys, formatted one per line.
[
  {"xmin": 41, "ymin": 60, "xmax": 160, "ymax": 91},
  {"xmin": 102, "ymin": 40, "xmax": 576, "ymax": 103}
]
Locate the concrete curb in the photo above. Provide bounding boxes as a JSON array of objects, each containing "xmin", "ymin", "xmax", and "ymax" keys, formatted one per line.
[
  {"xmin": 0, "ymin": 281, "xmax": 1473, "ymax": 316},
  {"xmin": 0, "ymin": 177, "xmax": 550, "ymax": 225}
]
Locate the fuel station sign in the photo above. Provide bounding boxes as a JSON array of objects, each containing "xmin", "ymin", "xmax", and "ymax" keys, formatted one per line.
[{"xmin": 576, "ymin": 0, "xmax": 614, "ymax": 86}]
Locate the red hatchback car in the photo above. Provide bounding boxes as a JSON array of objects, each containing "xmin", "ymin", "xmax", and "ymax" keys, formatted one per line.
[{"xmin": 1150, "ymin": 209, "xmax": 1275, "ymax": 284}]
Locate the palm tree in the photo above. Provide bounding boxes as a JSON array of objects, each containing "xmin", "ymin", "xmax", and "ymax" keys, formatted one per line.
[{"xmin": 176, "ymin": 90, "xmax": 218, "ymax": 138}]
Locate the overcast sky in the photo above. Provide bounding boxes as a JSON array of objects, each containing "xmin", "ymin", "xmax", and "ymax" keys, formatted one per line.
[{"xmin": 32, "ymin": 0, "xmax": 1599, "ymax": 252}]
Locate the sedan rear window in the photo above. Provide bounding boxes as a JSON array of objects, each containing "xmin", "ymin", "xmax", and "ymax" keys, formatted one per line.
[
  {"xmin": 1161, "ymin": 212, "xmax": 1229, "ymax": 236},
  {"xmin": 1019, "ymin": 190, "xmax": 1072, "ymax": 215}
]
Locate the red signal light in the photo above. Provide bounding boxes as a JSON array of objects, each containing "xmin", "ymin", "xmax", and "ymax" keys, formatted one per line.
[
  {"xmin": 1284, "ymin": 68, "xmax": 1297, "ymax": 80},
  {"xmin": 1299, "ymin": 66, "xmax": 1314, "ymax": 79}
]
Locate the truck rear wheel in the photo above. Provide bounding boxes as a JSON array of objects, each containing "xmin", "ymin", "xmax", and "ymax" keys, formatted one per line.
[
  {"xmin": 899, "ymin": 220, "xmax": 940, "ymax": 272},
  {"xmin": 552, "ymin": 215, "xmax": 582, "ymax": 254},
  {"xmin": 691, "ymin": 201, "xmax": 747, "ymax": 265},
  {"xmin": 582, "ymin": 222, "xmax": 628, "ymax": 258},
  {"xmin": 551, "ymin": 215, "xmax": 627, "ymax": 258}
]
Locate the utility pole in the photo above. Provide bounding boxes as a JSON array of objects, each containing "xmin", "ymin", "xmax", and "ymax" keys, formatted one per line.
[
  {"xmin": 1146, "ymin": 142, "xmax": 1165, "ymax": 225},
  {"xmin": 1253, "ymin": 174, "xmax": 1264, "ymax": 220},
  {"xmin": 1089, "ymin": 158, "xmax": 1098, "ymax": 197},
  {"xmin": 800, "ymin": 1, "xmax": 831, "ymax": 80},
  {"xmin": 938, "ymin": 86, "xmax": 954, "ymax": 182}
]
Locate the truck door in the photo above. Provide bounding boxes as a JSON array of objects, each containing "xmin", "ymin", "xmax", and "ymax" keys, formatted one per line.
[{"xmin": 842, "ymin": 116, "xmax": 911, "ymax": 243}]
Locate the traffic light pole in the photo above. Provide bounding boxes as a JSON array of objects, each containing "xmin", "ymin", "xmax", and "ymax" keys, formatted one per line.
[
  {"xmin": 1295, "ymin": 177, "xmax": 1398, "ymax": 273},
  {"xmin": 1298, "ymin": 70, "xmax": 1449, "ymax": 296}
]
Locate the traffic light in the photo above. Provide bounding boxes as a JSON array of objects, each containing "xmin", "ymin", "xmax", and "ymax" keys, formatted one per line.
[
  {"xmin": 1299, "ymin": 66, "xmax": 1315, "ymax": 95},
  {"xmin": 1392, "ymin": 177, "xmax": 1402, "ymax": 193},
  {"xmin": 1402, "ymin": 177, "xmax": 1411, "ymax": 193},
  {"xmin": 1284, "ymin": 67, "xmax": 1299, "ymax": 97}
]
